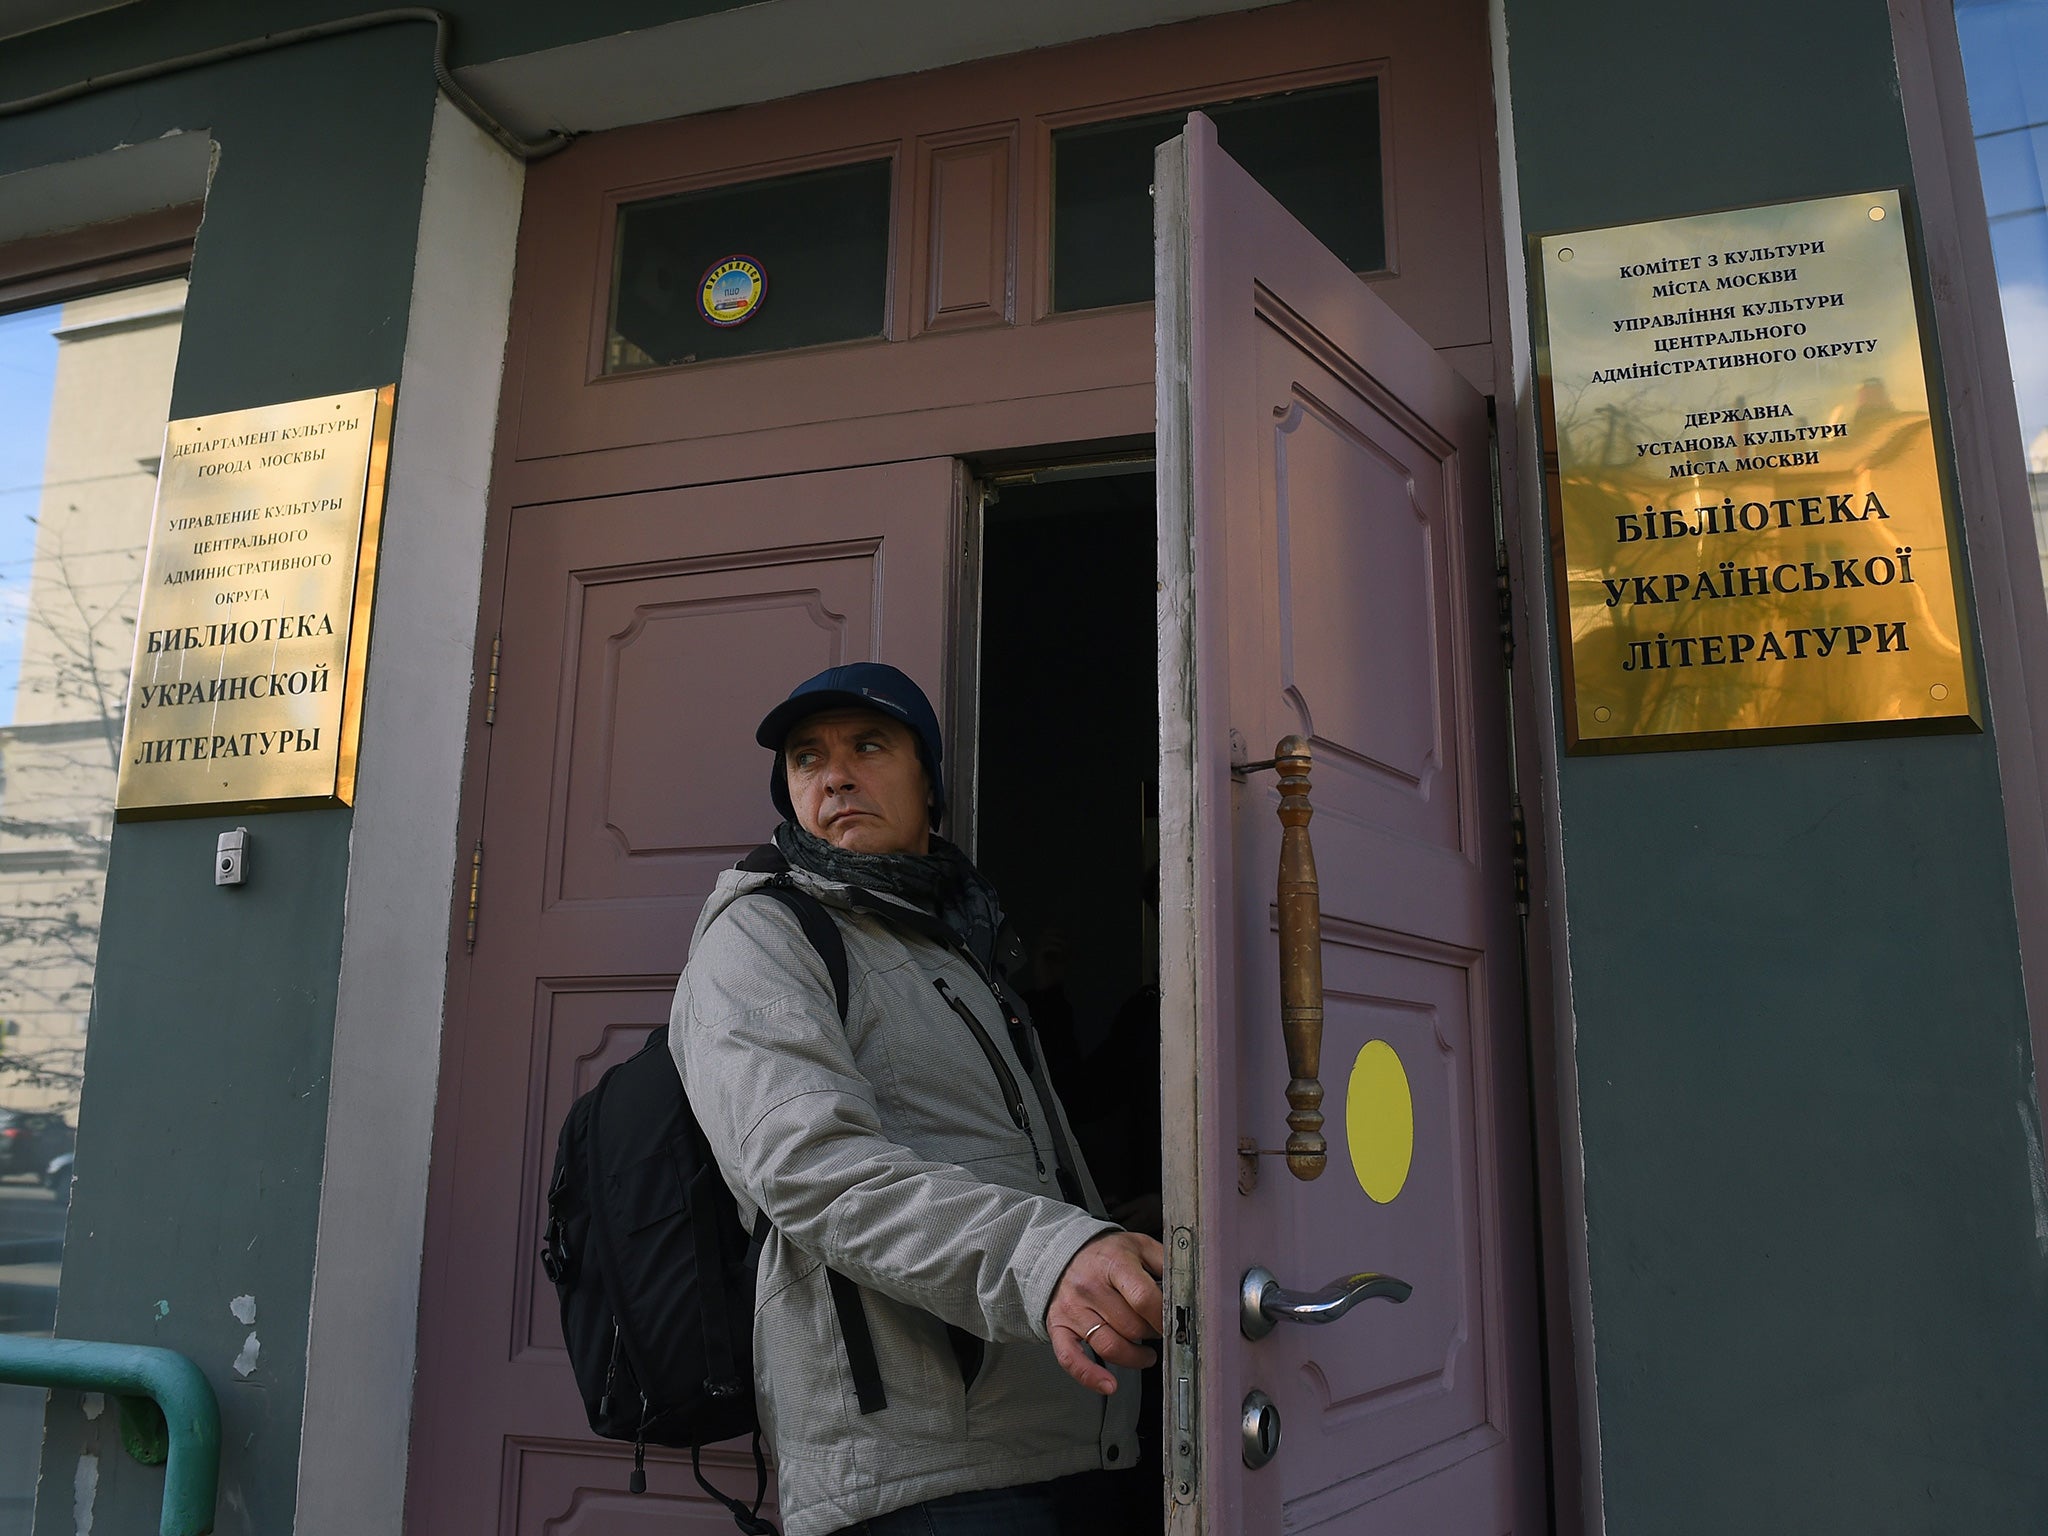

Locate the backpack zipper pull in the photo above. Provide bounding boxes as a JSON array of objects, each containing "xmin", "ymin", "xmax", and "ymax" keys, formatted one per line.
[{"xmin": 629, "ymin": 1399, "xmax": 649, "ymax": 1493}]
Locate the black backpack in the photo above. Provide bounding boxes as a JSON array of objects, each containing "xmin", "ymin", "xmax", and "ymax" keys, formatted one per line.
[{"xmin": 540, "ymin": 853, "xmax": 886, "ymax": 1534}]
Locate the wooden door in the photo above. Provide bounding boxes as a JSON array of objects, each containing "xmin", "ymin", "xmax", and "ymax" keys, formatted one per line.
[
  {"xmin": 1156, "ymin": 116, "xmax": 1546, "ymax": 1533},
  {"xmin": 406, "ymin": 460, "xmax": 957, "ymax": 1535}
]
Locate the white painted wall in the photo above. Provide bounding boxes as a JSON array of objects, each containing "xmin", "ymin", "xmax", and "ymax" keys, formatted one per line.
[{"xmin": 292, "ymin": 96, "xmax": 522, "ymax": 1536}]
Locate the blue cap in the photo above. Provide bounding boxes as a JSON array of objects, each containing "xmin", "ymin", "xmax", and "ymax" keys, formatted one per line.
[{"xmin": 756, "ymin": 662, "xmax": 946, "ymax": 828}]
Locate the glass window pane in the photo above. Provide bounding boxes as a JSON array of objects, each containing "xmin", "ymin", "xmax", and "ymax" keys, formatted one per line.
[
  {"xmin": 1957, "ymin": 0, "xmax": 2048, "ymax": 134},
  {"xmin": 1051, "ymin": 79, "xmax": 1384, "ymax": 313},
  {"xmin": 1955, "ymin": 0, "xmax": 2048, "ymax": 605},
  {"xmin": 606, "ymin": 159, "xmax": 892, "ymax": 373},
  {"xmin": 1976, "ymin": 124, "xmax": 2046, "ymax": 221},
  {"xmin": 0, "ymin": 275, "xmax": 184, "ymax": 1534}
]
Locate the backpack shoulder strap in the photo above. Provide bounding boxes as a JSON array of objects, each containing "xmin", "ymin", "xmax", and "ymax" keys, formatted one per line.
[
  {"xmin": 731, "ymin": 858, "xmax": 885, "ymax": 1413},
  {"xmin": 733, "ymin": 843, "xmax": 850, "ymax": 1026},
  {"xmin": 752, "ymin": 880, "xmax": 850, "ymax": 1026}
]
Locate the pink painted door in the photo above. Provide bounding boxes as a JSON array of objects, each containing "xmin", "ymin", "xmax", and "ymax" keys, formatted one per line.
[
  {"xmin": 1155, "ymin": 116, "xmax": 1547, "ymax": 1533},
  {"xmin": 406, "ymin": 460, "xmax": 958, "ymax": 1535}
]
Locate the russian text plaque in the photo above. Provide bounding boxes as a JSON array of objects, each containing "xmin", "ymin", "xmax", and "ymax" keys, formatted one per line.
[
  {"xmin": 1533, "ymin": 190, "xmax": 1977, "ymax": 750},
  {"xmin": 115, "ymin": 385, "xmax": 395, "ymax": 815}
]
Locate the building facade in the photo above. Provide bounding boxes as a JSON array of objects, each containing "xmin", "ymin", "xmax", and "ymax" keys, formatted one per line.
[{"xmin": 0, "ymin": 2, "xmax": 2043, "ymax": 1534}]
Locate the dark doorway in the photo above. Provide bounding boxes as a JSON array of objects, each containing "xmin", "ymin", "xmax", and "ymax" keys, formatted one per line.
[{"xmin": 974, "ymin": 465, "xmax": 1164, "ymax": 1533}]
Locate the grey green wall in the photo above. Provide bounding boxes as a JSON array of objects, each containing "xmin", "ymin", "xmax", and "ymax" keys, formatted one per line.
[
  {"xmin": 1504, "ymin": 0, "xmax": 2048, "ymax": 1529},
  {"xmin": 0, "ymin": 6, "xmax": 774, "ymax": 1532},
  {"xmin": 0, "ymin": 19, "xmax": 442, "ymax": 1536}
]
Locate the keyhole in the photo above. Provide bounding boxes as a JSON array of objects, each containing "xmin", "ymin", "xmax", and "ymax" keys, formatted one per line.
[{"xmin": 1240, "ymin": 1389, "xmax": 1281, "ymax": 1469}]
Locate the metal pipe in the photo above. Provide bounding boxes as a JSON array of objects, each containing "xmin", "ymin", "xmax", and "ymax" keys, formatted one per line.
[
  {"xmin": 0, "ymin": 8, "xmax": 571, "ymax": 161},
  {"xmin": 0, "ymin": 1335, "xmax": 220, "ymax": 1536}
]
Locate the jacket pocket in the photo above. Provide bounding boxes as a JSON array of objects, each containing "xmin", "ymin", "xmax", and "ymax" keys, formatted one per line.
[
  {"xmin": 932, "ymin": 978, "xmax": 1046, "ymax": 1177},
  {"xmin": 946, "ymin": 1324, "xmax": 987, "ymax": 1392}
]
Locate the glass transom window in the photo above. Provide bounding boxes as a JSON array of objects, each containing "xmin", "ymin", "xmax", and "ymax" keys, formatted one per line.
[
  {"xmin": 605, "ymin": 159, "xmax": 893, "ymax": 373},
  {"xmin": 1051, "ymin": 78, "xmax": 1385, "ymax": 313}
]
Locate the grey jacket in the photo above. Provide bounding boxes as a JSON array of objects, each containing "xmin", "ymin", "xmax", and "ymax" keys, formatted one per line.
[{"xmin": 669, "ymin": 865, "xmax": 1141, "ymax": 1536}]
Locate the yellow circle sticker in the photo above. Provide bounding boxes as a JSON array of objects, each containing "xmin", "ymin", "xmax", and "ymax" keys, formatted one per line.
[
  {"xmin": 698, "ymin": 256, "xmax": 766, "ymax": 327},
  {"xmin": 1345, "ymin": 1040, "xmax": 1414, "ymax": 1204}
]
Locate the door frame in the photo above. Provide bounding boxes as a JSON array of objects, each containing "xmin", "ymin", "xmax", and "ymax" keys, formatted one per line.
[
  {"xmin": 409, "ymin": 3, "xmax": 1593, "ymax": 1529},
  {"xmin": 1476, "ymin": 2, "xmax": 1599, "ymax": 1527}
]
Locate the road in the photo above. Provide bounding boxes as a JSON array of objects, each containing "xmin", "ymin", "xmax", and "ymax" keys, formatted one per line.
[
  {"xmin": 0, "ymin": 1180, "xmax": 67, "ymax": 1536},
  {"xmin": 0, "ymin": 1182, "xmax": 65, "ymax": 1261}
]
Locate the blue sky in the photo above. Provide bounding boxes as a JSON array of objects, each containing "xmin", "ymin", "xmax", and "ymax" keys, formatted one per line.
[
  {"xmin": 0, "ymin": 304, "xmax": 60, "ymax": 727},
  {"xmin": 1958, "ymin": 0, "xmax": 2048, "ymax": 457}
]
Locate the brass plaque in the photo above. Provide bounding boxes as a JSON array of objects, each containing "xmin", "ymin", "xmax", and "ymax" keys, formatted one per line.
[
  {"xmin": 1533, "ymin": 190, "xmax": 1977, "ymax": 750},
  {"xmin": 115, "ymin": 386, "xmax": 395, "ymax": 815}
]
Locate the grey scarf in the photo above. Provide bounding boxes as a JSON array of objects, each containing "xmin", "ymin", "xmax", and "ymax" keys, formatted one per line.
[{"xmin": 773, "ymin": 820, "xmax": 1005, "ymax": 974}]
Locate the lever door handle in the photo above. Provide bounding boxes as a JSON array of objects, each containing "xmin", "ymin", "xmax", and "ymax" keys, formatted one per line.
[{"xmin": 1239, "ymin": 1264, "xmax": 1413, "ymax": 1340}]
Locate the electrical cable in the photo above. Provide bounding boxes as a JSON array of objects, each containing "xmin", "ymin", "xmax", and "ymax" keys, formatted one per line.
[{"xmin": 0, "ymin": 7, "xmax": 572, "ymax": 161}]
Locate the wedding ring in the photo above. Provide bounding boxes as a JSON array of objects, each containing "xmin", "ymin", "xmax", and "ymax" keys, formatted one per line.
[{"xmin": 1083, "ymin": 1322, "xmax": 1108, "ymax": 1346}]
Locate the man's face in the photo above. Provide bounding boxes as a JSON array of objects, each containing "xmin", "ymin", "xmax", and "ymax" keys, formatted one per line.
[{"xmin": 783, "ymin": 707, "xmax": 932, "ymax": 856}]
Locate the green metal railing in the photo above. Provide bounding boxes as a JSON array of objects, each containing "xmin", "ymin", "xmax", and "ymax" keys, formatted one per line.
[{"xmin": 0, "ymin": 1336, "xmax": 219, "ymax": 1536}]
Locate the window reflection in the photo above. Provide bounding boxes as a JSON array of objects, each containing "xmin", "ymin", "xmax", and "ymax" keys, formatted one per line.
[
  {"xmin": 0, "ymin": 276, "xmax": 184, "ymax": 1534},
  {"xmin": 1956, "ymin": 0, "xmax": 2048, "ymax": 602}
]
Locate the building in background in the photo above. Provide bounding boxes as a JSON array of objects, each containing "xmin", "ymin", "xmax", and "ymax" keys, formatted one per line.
[
  {"xmin": 0, "ymin": 5, "xmax": 2042, "ymax": 1536},
  {"xmin": 0, "ymin": 277, "xmax": 183, "ymax": 1120},
  {"xmin": 0, "ymin": 273, "xmax": 182, "ymax": 1536},
  {"xmin": 1957, "ymin": 0, "xmax": 2048, "ymax": 599}
]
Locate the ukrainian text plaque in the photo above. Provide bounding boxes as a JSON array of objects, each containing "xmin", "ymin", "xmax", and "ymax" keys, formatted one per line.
[
  {"xmin": 1533, "ymin": 190, "xmax": 1976, "ymax": 750},
  {"xmin": 115, "ymin": 385, "xmax": 395, "ymax": 815}
]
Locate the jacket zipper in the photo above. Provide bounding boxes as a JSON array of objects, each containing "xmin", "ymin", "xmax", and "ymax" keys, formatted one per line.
[{"xmin": 933, "ymin": 977, "xmax": 1045, "ymax": 1176}]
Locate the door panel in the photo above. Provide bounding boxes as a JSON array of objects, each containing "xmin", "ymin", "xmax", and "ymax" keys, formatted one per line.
[
  {"xmin": 408, "ymin": 459, "xmax": 956, "ymax": 1535},
  {"xmin": 1156, "ymin": 117, "xmax": 1543, "ymax": 1534},
  {"xmin": 504, "ymin": 1440, "xmax": 781, "ymax": 1535},
  {"xmin": 513, "ymin": 980, "xmax": 674, "ymax": 1360},
  {"xmin": 1266, "ymin": 339, "xmax": 1458, "ymax": 836},
  {"xmin": 554, "ymin": 547, "xmax": 883, "ymax": 904}
]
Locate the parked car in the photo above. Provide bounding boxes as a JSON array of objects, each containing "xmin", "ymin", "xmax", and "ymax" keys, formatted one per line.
[{"xmin": 0, "ymin": 1110, "xmax": 72, "ymax": 1181}]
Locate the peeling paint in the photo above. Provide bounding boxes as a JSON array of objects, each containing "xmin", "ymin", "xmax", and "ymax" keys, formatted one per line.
[
  {"xmin": 229, "ymin": 1294, "xmax": 256, "ymax": 1325},
  {"xmin": 72, "ymin": 1451, "xmax": 97, "ymax": 1535},
  {"xmin": 232, "ymin": 1331, "xmax": 260, "ymax": 1378},
  {"xmin": 152, "ymin": 1300, "xmax": 169, "ymax": 1321},
  {"xmin": 2019, "ymin": 1102, "xmax": 2048, "ymax": 1259}
]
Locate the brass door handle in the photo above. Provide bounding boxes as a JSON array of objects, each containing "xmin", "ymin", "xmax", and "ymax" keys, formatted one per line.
[
  {"xmin": 1273, "ymin": 735, "xmax": 1325, "ymax": 1180},
  {"xmin": 1239, "ymin": 1264, "xmax": 1413, "ymax": 1340}
]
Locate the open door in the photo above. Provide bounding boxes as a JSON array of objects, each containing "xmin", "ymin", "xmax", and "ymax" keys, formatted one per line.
[{"xmin": 1155, "ymin": 117, "xmax": 1547, "ymax": 1533}]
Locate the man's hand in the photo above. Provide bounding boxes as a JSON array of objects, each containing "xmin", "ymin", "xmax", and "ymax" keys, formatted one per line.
[{"xmin": 1047, "ymin": 1230, "xmax": 1166, "ymax": 1395}]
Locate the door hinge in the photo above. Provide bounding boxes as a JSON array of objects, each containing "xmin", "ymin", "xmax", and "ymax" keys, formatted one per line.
[
  {"xmin": 465, "ymin": 840, "xmax": 484, "ymax": 951},
  {"xmin": 1167, "ymin": 1225, "xmax": 1199, "ymax": 1506},
  {"xmin": 484, "ymin": 634, "xmax": 502, "ymax": 726},
  {"xmin": 1510, "ymin": 797, "xmax": 1531, "ymax": 916},
  {"xmin": 1495, "ymin": 541, "xmax": 1515, "ymax": 669}
]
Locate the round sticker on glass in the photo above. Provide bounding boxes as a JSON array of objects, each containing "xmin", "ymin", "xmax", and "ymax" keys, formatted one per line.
[{"xmin": 698, "ymin": 256, "xmax": 766, "ymax": 328}]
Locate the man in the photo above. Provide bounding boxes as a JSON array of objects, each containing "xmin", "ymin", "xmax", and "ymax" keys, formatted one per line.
[{"xmin": 670, "ymin": 662, "xmax": 1165, "ymax": 1536}]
